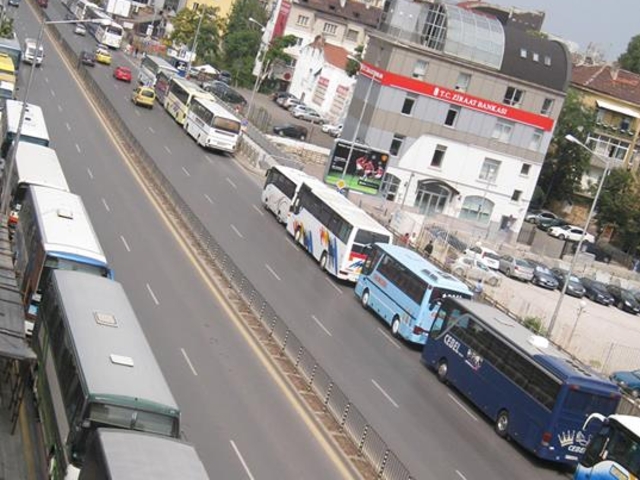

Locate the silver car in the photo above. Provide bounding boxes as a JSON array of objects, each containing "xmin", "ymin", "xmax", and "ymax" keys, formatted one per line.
[
  {"xmin": 291, "ymin": 105, "xmax": 325, "ymax": 124},
  {"xmin": 498, "ymin": 255, "xmax": 534, "ymax": 282},
  {"xmin": 451, "ymin": 256, "xmax": 501, "ymax": 286}
]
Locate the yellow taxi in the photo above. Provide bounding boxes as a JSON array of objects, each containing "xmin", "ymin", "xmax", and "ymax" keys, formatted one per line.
[
  {"xmin": 131, "ymin": 86, "xmax": 155, "ymax": 108},
  {"xmin": 94, "ymin": 47, "xmax": 112, "ymax": 65}
]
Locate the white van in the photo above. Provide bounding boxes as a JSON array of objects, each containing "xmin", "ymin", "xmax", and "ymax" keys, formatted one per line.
[{"xmin": 23, "ymin": 38, "xmax": 44, "ymax": 66}]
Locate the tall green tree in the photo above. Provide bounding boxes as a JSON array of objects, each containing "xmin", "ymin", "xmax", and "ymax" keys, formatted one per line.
[
  {"xmin": 345, "ymin": 44, "xmax": 363, "ymax": 77},
  {"xmin": 255, "ymin": 34, "xmax": 298, "ymax": 90},
  {"xmin": 220, "ymin": 0, "xmax": 266, "ymax": 87},
  {"xmin": 596, "ymin": 169, "xmax": 640, "ymax": 250},
  {"xmin": 537, "ymin": 89, "xmax": 596, "ymax": 204},
  {"xmin": 618, "ymin": 34, "xmax": 640, "ymax": 74},
  {"xmin": 169, "ymin": 6, "xmax": 223, "ymax": 66}
]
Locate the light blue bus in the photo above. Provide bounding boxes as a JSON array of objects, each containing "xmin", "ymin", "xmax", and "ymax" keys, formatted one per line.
[
  {"xmin": 575, "ymin": 414, "xmax": 640, "ymax": 480},
  {"xmin": 354, "ymin": 243, "xmax": 472, "ymax": 344}
]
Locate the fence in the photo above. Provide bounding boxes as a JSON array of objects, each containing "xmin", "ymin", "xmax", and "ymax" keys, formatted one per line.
[{"xmin": 37, "ymin": 7, "xmax": 413, "ymax": 480}]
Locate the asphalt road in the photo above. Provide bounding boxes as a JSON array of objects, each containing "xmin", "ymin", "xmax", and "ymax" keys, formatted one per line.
[
  {"xmin": 12, "ymin": 5, "xmax": 351, "ymax": 480},
  {"xmin": 21, "ymin": 3, "xmax": 572, "ymax": 479}
]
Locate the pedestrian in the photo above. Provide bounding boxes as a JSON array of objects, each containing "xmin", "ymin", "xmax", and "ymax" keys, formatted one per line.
[
  {"xmin": 134, "ymin": 46, "xmax": 139, "ymax": 57},
  {"xmin": 400, "ymin": 232, "xmax": 410, "ymax": 246},
  {"xmin": 473, "ymin": 279, "xmax": 483, "ymax": 300},
  {"xmin": 424, "ymin": 240, "xmax": 434, "ymax": 258}
]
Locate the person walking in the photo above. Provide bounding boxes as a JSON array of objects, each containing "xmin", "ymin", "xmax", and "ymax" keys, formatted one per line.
[
  {"xmin": 424, "ymin": 240, "xmax": 434, "ymax": 258},
  {"xmin": 473, "ymin": 279, "xmax": 484, "ymax": 300}
]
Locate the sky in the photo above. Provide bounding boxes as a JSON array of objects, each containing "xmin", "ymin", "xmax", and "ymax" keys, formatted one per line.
[{"xmin": 473, "ymin": 0, "xmax": 639, "ymax": 61}]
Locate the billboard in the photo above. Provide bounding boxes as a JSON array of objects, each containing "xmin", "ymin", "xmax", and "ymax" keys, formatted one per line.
[{"xmin": 324, "ymin": 140, "xmax": 390, "ymax": 195}]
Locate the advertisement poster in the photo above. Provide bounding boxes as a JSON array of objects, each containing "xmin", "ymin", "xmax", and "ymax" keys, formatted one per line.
[{"xmin": 324, "ymin": 140, "xmax": 390, "ymax": 195}]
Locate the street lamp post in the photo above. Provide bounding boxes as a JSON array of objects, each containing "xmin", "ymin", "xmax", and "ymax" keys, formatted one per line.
[
  {"xmin": 185, "ymin": 6, "xmax": 205, "ymax": 77},
  {"xmin": 0, "ymin": 17, "xmax": 105, "ymax": 215},
  {"xmin": 547, "ymin": 134, "xmax": 611, "ymax": 338},
  {"xmin": 247, "ymin": 17, "xmax": 267, "ymax": 120}
]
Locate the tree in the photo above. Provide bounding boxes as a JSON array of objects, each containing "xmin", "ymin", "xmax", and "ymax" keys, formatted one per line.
[
  {"xmin": 537, "ymin": 89, "xmax": 596, "ymax": 204},
  {"xmin": 618, "ymin": 34, "xmax": 640, "ymax": 74},
  {"xmin": 255, "ymin": 34, "xmax": 298, "ymax": 92},
  {"xmin": 345, "ymin": 44, "xmax": 363, "ymax": 77},
  {"xmin": 169, "ymin": 6, "xmax": 223, "ymax": 67},
  {"xmin": 596, "ymin": 168, "xmax": 640, "ymax": 251},
  {"xmin": 220, "ymin": 0, "xmax": 266, "ymax": 87}
]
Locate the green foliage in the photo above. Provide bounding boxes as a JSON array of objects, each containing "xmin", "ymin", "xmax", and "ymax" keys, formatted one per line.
[
  {"xmin": 0, "ymin": 17, "xmax": 13, "ymax": 39},
  {"xmin": 345, "ymin": 44, "xmax": 363, "ymax": 77},
  {"xmin": 252, "ymin": 34, "xmax": 297, "ymax": 91},
  {"xmin": 169, "ymin": 6, "xmax": 223, "ymax": 66},
  {"xmin": 538, "ymin": 89, "xmax": 596, "ymax": 204},
  {"xmin": 597, "ymin": 169, "xmax": 640, "ymax": 252},
  {"xmin": 522, "ymin": 316, "xmax": 545, "ymax": 335},
  {"xmin": 618, "ymin": 35, "xmax": 640, "ymax": 74}
]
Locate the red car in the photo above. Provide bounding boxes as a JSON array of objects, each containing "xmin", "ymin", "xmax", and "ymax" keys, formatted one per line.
[{"xmin": 113, "ymin": 66, "xmax": 132, "ymax": 83}]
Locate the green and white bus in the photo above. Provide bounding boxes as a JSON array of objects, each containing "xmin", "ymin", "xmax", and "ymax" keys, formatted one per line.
[{"xmin": 163, "ymin": 75, "xmax": 214, "ymax": 125}]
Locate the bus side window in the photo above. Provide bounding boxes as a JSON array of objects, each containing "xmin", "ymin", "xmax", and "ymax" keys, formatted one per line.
[{"xmin": 430, "ymin": 308, "xmax": 447, "ymax": 338}]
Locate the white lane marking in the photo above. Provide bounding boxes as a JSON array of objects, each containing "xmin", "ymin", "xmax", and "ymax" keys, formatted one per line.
[
  {"xmin": 286, "ymin": 238, "xmax": 298, "ymax": 249},
  {"xmin": 226, "ymin": 177, "xmax": 237, "ymax": 189},
  {"xmin": 135, "ymin": 109, "xmax": 140, "ymax": 117},
  {"xmin": 204, "ymin": 154, "xmax": 214, "ymax": 163},
  {"xmin": 75, "ymin": 143, "xmax": 81, "ymax": 153},
  {"xmin": 101, "ymin": 198, "xmax": 110, "ymax": 212},
  {"xmin": 180, "ymin": 348, "xmax": 198, "ymax": 376},
  {"xmin": 265, "ymin": 264, "xmax": 281, "ymax": 281},
  {"xmin": 57, "ymin": 104, "xmax": 62, "ymax": 112},
  {"xmin": 311, "ymin": 315, "xmax": 332, "ymax": 336},
  {"xmin": 230, "ymin": 440, "xmax": 255, "ymax": 480},
  {"xmin": 448, "ymin": 393, "xmax": 479, "ymax": 422},
  {"xmin": 146, "ymin": 283, "xmax": 159, "ymax": 305},
  {"xmin": 50, "ymin": 89, "xmax": 56, "ymax": 97},
  {"xmin": 231, "ymin": 224, "xmax": 244, "ymax": 239},
  {"xmin": 86, "ymin": 168, "xmax": 93, "ymax": 179},
  {"xmin": 44, "ymin": 76, "xmax": 49, "ymax": 83},
  {"xmin": 204, "ymin": 193, "xmax": 214, "ymax": 204},
  {"xmin": 65, "ymin": 122, "xmax": 71, "ymax": 131},
  {"xmin": 164, "ymin": 145, "xmax": 172, "ymax": 154},
  {"xmin": 456, "ymin": 470, "xmax": 468, "ymax": 480},
  {"xmin": 324, "ymin": 277, "xmax": 343, "ymax": 295},
  {"xmin": 377, "ymin": 328, "xmax": 401, "ymax": 349},
  {"xmin": 252, "ymin": 204, "xmax": 265, "ymax": 216},
  {"xmin": 371, "ymin": 379, "xmax": 399, "ymax": 408},
  {"xmin": 120, "ymin": 235, "xmax": 131, "ymax": 252},
  {"xmin": 181, "ymin": 166, "xmax": 191, "ymax": 177},
  {"xmin": 148, "ymin": 126, "xmax": 155, "ymax": 133}
]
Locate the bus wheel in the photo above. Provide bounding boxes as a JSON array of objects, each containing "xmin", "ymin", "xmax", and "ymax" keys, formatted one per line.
[
  {"xmin": 319, "ymin": 252, "xmax": 328, "ymax": 270},
  {"xmin": 436, "ymin": 360, "xmax": 448, "ymax": 383},
  {"xmin": 360, "ymin": 289, "xmax": 370, "ymax": 309},
  {"xmin": 495, "ymin": 410, "xmax": 510, "ymax": 438},
  {"xmin": 391, "ymin": 316, "xmax": 401, "ymax": 338}
]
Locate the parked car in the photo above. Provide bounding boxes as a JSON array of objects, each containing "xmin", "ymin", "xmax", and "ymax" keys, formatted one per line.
[
  {"xmin": 273, "ymin": 91, "xmax": 295, "ymax": 104},
  {"xmin": 497, "ymin": 255, "xmax": 534, "ymax": 282},
  {"xmin": 580, "ymin": 277, "xmax": 615, "ymax": 306},
  {"xmin": 113, "ymin": 66, "xmax": 132, "ymax": 82},
  {"xmin": 217, "ymin": 70, "xmax": 231, "ymax": 84},
  {"xmin": 79, "ymin": 50, "xmax": 95, "ymax": 67},
  {"xmin": 272, "ymin": 124, "xmax": 308, "ymax": 141},
  {"xmin": 451, "ymin": 256, "xmax": 501, "ymax": 286},
  {"xmin": 94, "ymin": 47, "xmax": 112, "ymax": 65},
  {"xmin": 527, "ymin": 261, "xmax": 559, "ymax": 290},
  {"xmin": 131, "ymin": 86, "xmax": 155, "ymax": 108},
  {"xmin": 550, "ymin": 268, "xmax": 586, "ymax": 298},
  {"xmin": 280, "ymin": 96, "xmax": 302, "ymax": 110},
  {"xmin": 74, "ymin": 23, "xmax": 87, "ymax": 36},
  {"xmin": 610, "ymin": 369, "xmax": 640, "ymax": 397},
  {"xmin": 322, "ymin": 123, "xmax": 343, "ymax": 137},
  {"xmin": 606, "ymin": 284, "xmax": 640, "ymax": 314},
  {"xmin": 203, "ymin": 80, "xmax": 246, "ymax": 106},
  {"xmin": 536, "ymin": 217, "xmax": 569, "ymax": 232},
  {"xmin": 548, "ymin": 224, "xmax": 595, "ymax": 243},
  {"xmin": 291, "ymin": 105, "xmax": 325, "ymax": 124},
  {"xmin": 463, "ymin": 245, "xmax": 500, "ymax": 270},
  {"xmin": 525, "ymin": 210, "xmax": 557, "ymax": 224}
]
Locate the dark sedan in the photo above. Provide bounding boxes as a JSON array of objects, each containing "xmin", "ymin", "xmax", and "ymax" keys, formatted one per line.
[
  {"xmin": 606, "ymin": 284, "xmax": 640, "ymax": 314},
  {"xmin": 580, "ymin": 277, "xmax": 614, "ymax": 306},
  {"xmin": 537, "ymin": 217, "xmax": 569, "ymax": 232},
  {"xmin": 79, "ymin": 50, "xmax": 96, "ymax": 67},
  {"xmin": 551, "ymin": 268, "xmax": 586, "ymax": 298},
  {"xmin": 273, "ymin": 124, "xmax": 308, "ymax": 141},
  {"xmin": 528, "ymin": 261, "xmax": 558, "ymax": 289}
]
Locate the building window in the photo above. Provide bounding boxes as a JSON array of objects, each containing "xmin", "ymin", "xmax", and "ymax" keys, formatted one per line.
[
  {"xmin": 460, "ymin": 196, "xmax": 494, "ymax": 223},
  {"xmin": 323, "ymin": 23, "xmax": 338, "ymax": 36},
  {"xmin": 296, "ymin": 15, "xmax": 309, "ymax": 27},
  {"xmin": 520, "ymin": 163, "xmax": 531, "ymax": 176},
  {"xmin": 541, "ymin": 98, "xmax": 554, "ymax": 116},
  {"xmin": 401, "ymin": 93, "xmax": 417, "ymax": 115},
  {"xmin": 511, "ymin": 190, "xmax": 522, "ymax": 201},
  {"xmin": 412, "ymin": 59, "xmax": 428, "ymax": 80},
  {"xmin": 390, "ymin": 134, "xmax": 405, "ymax": 156},
  {"xmin": 586, "ymin": 134, "xmax": 630, "ymax": 161},
  {"xmin": 520, "ymin": 48, "xmax": 527, "ymax": 58},
  {"xmin": 529, "ymin": 129, "xmax": 543, "ymax": 151},
  {"xmin": 345, "ymin": 29, "xmax": 359, "ymax": 42},
  {"xmin": 380, "ymin": 173, "xmax": 401, "ymax": 201},
  {"xmin": 431, "ymin": 145, "xmax": 447, "ymax": 168},
  {"xmin": 544, "ymin": 56, "xmax": 551, "ymax": 66},
  {"xmin": 444, "ymin": 105, "xmax": 460, "ymax": 127},
  {"xmin": 621, "ymin": 117, "xmax": 632, "ymax": 131},
  {"xmin": 532, "ymin": 52, "xmax": 539, "ymax": 62},
  {"xmin": 479, "ymin": 159, "xmax": 500, "ymax": 182},
  {"xmin": 491, "ymin": 120, "xmax": 514, "ymax": 143},
  {"xmin": 503, "ymin": 87, "xmax": 524, "ymax": 107},
  {"xmin": 455, "ymin": 72, "xmax": 471, "ymax": 92}
]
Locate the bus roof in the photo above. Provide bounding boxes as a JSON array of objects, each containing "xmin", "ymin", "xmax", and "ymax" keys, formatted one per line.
[
  {"xmin": 169, "ymin": 76, "xmax": 210, "ymax": 96},
  {"xmin": 91, "ymin": 429, "xmax": 209, "ymax": 479},
  {"xmin": 454, "ymin": 298, "xmax": 617, "ymax": 388},
  {"xmin": 5, "ymin": 100, "xmax": 50, "ymax": 142},
  {"xmin": 301, "ymin": 180, "xmax": 392, "ymax": 236},
  {"xmin": 15, "ymin": 142, "xmax": 69, "ymax": 192},
  {"xmin": 29, "ymin": 185, "xmax": 107, "ymax": 265},
  {"xmin": 377, "ymin": 243, "xmax": 471, "ymax": 293},
  {"xmin": 192, "ymin": 97, "xmax": 240, "ymax": 122},
  {"xmin": 611, "ymin": 415, "xmax": 640, "ymax": 437},
  {"xmin": 51, "ymin": 271, "xmax": 179, "ymax": 410},
  {"xmin": 145, "ymin": 55, "xmax": 179, "ymax": 73}
]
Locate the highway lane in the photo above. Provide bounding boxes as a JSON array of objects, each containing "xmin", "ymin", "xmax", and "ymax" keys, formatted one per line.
[
  {"xmin": 12, "ymin": 5, "xmax": 353, "ymax": 480},
  {"xmin": 32, "ymin": 4, "xmax": 568, "ymax": 478}
]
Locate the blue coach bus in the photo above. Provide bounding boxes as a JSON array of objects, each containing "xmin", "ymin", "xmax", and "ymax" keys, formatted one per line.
[
  {"xmin": 354, "ymin": 243, "xmax": 472, "ymax": 344},
  {"xmin": 574, "ymin": 413, "xmax": 640, "ymax": 480},
  {"xmin": 422, "ymin": 297, "xmax": 621, "ymax": 466}
]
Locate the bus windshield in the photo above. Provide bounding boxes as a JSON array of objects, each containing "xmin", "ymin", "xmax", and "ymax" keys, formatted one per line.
[
  {"xmin": 88, "ymin": 403, "xmax": 178, "ymax": 437},
  {"xmin": 44, "ymin": 257, "xmax": 110, "ymax": 278},
  {"xmin": 213, "ymin": 116, "xmax": 241, "ymax": 133}
]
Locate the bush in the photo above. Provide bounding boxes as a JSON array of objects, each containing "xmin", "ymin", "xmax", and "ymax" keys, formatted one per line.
[{"xmin": 523, "ymin": 316, "xmax": 546, "ymax": 335}]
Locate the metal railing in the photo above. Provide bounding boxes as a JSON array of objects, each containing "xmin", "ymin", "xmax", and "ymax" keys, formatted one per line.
[{"xmin": 36, "ymin": 7, "xmax": 413, "ymax": 480}]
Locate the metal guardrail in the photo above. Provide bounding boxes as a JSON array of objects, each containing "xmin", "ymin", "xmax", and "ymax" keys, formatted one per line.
[{"xmin": 37, "ymin": 9, "xmax": 413, "ymax": 480}]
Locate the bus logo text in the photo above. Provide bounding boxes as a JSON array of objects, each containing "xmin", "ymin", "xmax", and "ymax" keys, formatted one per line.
[{"xmin": 444, "ymin": 334, "xmax": 462, "ymax": 356}]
